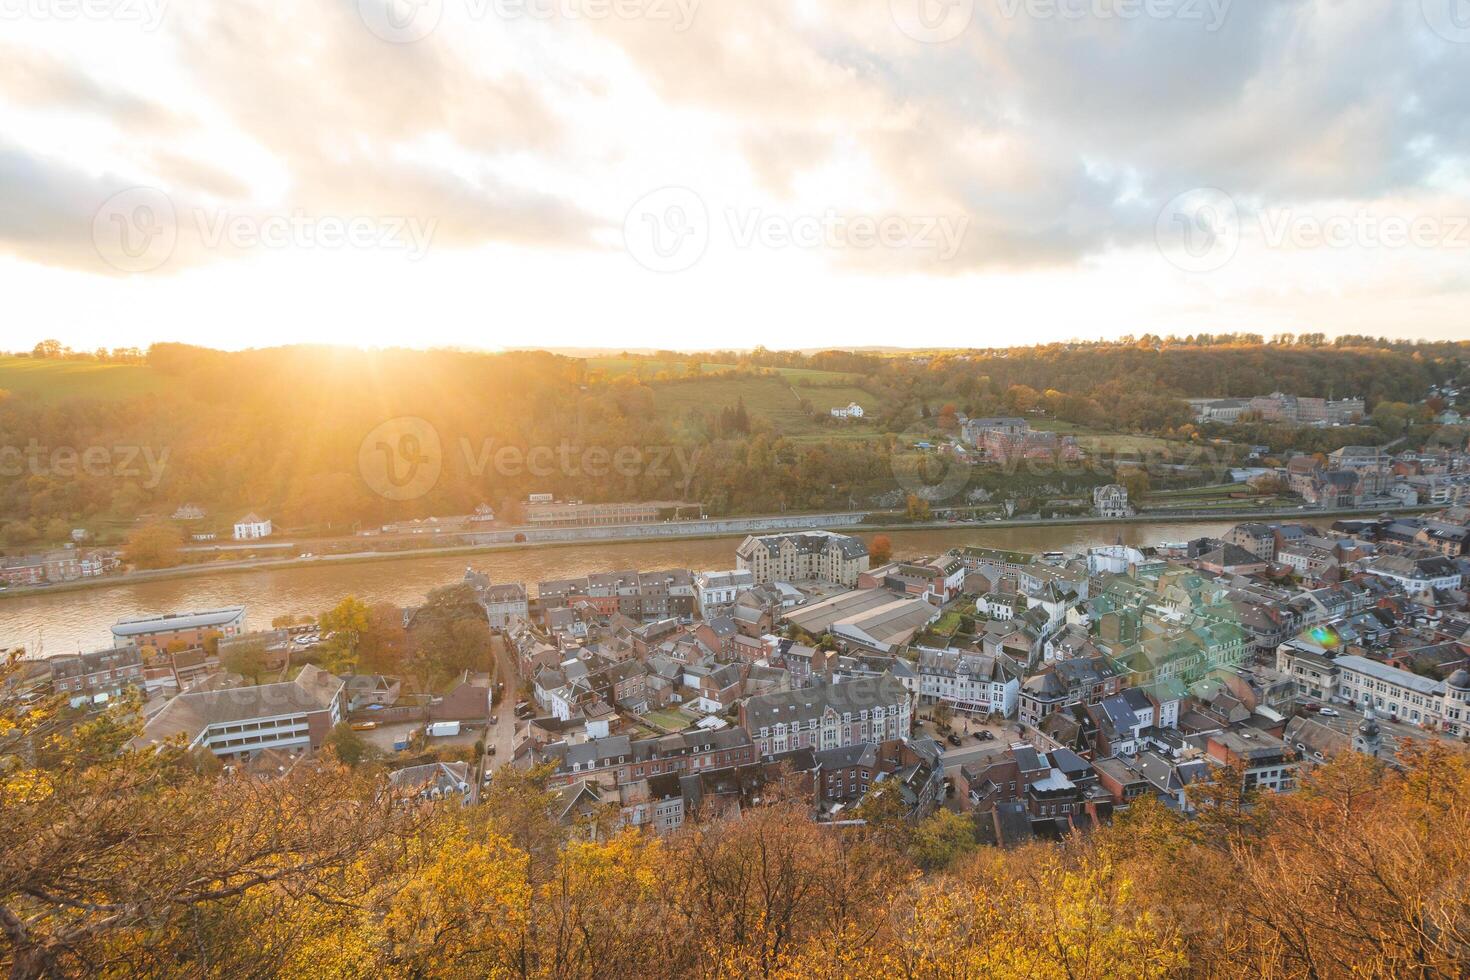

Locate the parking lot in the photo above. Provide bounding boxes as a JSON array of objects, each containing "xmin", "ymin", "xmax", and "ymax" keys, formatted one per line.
[{"xmin": 358, "ymin": 719, "xmax": 486, "ymax": 755}]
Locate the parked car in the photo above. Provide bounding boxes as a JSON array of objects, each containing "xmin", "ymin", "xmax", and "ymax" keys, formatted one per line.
[
  {"xmin": 978, "ymin": 730, "xmax": 995, "ymax": 741},
  {"xmin": 1300, "ymin": 702, "xmax": 1321, "ymax": 713},
  {"xmin": 946, "ymin": 734, "xmax": 962, "ymax": 747},
  {"xmin": 973, "ymin": 731, "xmax": 986, "ymax": 741}
]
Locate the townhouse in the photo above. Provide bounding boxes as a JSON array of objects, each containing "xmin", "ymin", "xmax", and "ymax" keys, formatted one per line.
[
  {"xmin": 916, "ymin": 648, "xmax": 1021, "ymax": 717},
  {"xmin": 740, "ymin": 674, "xmax": 912, "ymax": 758}
]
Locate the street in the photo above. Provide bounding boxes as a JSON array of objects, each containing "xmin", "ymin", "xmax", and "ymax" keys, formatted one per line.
[{"xmin": 485, "ymin": 632, "xmax": 520, "ymax": 765}]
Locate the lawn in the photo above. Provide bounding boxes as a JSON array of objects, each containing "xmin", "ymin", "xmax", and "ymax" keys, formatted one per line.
[
  {"xmin": 0, "ymin": 356, "xmax": 156, "ymax": 403},
  {"xmin": 1150, "ymin": 483, "xmax": 1247, "ymax": 499},
  {"xmin": 643, "ymin": 708, "xmax": 692, "ymax": 731},
  {"xmin": 794, "ymin": 384, "xmax": 876, "ymax": 413},
  {"xmin": 1027, "ymin": 418, "xmax": 1177, "ymax": 456}
]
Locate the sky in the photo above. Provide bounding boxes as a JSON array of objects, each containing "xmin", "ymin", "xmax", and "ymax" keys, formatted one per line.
[{"xmin": 2, "ymin": 0, "xmax": 1469, "ymax": 353}]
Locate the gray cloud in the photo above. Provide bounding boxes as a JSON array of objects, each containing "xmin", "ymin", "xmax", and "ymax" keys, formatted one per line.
[{"xmin": 1, "ymin": 0, "xmax": 1466, "ymax": 277}]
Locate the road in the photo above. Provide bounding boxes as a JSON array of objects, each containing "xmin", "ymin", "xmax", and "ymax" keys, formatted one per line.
[
  {"xmin": 1303, "ymin": 702, "xmax": 1454, "ymax": 755},
  {"xmin": 485, "ymin": 632, "xmax": 519, "ymax": 766}
]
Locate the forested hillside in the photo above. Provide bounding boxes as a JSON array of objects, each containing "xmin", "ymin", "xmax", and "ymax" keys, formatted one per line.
[{"xmin": 1, "ymin": 337, "xmax": 1465, "ymax": 546}]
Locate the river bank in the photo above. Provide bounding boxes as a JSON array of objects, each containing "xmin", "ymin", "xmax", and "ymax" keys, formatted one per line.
[
  {"xmin": 0, "ymin": 504, "xmax": 1423, "ymax": 603},
  {"xmin": 0, "ymin": 509, "xmax": 1418, "ymax": 654}
]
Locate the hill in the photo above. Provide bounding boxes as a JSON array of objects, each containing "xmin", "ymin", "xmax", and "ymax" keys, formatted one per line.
[{"xmin": 0, "ymin": 355, "xmax": 157, "ymax": 403}]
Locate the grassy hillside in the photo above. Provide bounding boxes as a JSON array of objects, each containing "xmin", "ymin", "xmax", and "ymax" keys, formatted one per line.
[
  {"xmin": 0, "ymin": 356, "xmax": 157, "ymax": 403},
  {"xmin": 653, "ymin": 376, "xmax": 805, "ymax": 425}
]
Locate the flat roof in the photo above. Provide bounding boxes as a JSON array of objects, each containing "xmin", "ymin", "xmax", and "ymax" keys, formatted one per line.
[{"xmin": 112, "ymin": 607, "xmax": 246, "ymax": 636}]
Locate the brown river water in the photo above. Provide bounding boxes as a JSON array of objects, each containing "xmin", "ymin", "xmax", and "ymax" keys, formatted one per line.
[{"xmin": 0, "ymin": 520, "xmax": 1234, "ymax": 654}]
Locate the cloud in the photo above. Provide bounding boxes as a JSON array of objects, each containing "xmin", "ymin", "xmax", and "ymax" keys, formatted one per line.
[{"xmin": 0, "ymin": 0, "xmax": 1466, "ymax": 280}]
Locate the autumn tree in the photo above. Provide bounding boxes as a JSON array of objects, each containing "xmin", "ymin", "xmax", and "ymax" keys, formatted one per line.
[
  {"xmin": 318, "ymin": 595, "xmax": 370, "ymax": 673},
  {"xmin": 869, "ymin": 533, "xmax": 892, "ymax": 566},
  {"xmin": 122, "ymin": 521, "xmax": 184, "ymax": 570},
  {"xmin": 219, "ymin": 636, "xmax": 272, "ymax": 684}
]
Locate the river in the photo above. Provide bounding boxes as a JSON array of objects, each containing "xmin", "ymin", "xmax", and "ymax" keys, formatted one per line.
[{"xmin": 0, "ymin": 520, "xmax": 1235, "ymax": 654}]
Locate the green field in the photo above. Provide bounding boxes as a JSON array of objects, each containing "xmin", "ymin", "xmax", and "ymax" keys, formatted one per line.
[
  {"xmin": 795, "ymin": 384, "xmax": 874, "ymax": 413},
  {"xmin": 0, "ymin": 356, "xmax": 155, "ymax": 403},
  {"xmin": 778, "ymin": 368, "xmax": 863, "ymax": 383},
  {"xmin": 654, "ymin": 376, "xmax": 810, "ymax": 427}
]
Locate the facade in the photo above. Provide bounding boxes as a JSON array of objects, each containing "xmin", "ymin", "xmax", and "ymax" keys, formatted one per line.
[
  {"xmin": 482, "ymin": 583, "xmax": 529, "ymax": 628},
  {"xmin": 917, "ymin": 648, "xmax": 1021, "ymax": 716},
  {"xmin": 111, "ymin": 607, "xmax": 247, "ymax": 650},
  {"xmin": 1204, "ymin": 730, "xmax": 1297, "ymax": 793},
  {"xmin": 134, "ymin": 665, "xmax": 345, "ymax": 759},
  {"xmin": 962, "ymin": 417, "xmax": 1028, "ymax": 447},
  {"xmin": 48, "ymin": 648, "xmax": 145, "ymax": 705},
  {"xmin": 740, "ymin": 674, "xmax": 912, "ymax": 758},
  {"xmin": 1362, "ymin": 555, "xmax": 1461, "ymax": 598},
  {"xmin": 524, "ymin": 499, "xmax": 695, "ymax": 527},
  {"xmin": 735, "ymin": 530, "xmax": 869, "ymax": 586},
  {"xmin": 1092, "ymin": 485, "xmax": 1131, "ymax": 519},
  {"xmin": 695, "ymin": 569, "xmax": 755, "ymax": 617},
  {"xmin": 233, "ymin": 513, "xmax": 272, "ymax": 540},
  {"xmin": 0, "ymin": 549, "xmax": 115, "ymax": 586}
]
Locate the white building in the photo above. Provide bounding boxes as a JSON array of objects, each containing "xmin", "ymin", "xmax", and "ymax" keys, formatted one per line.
[
  {"xmin": 1092, "ymin": 484, "xmax": 1132, "ymax": 519},
  {"xmin": 1334, "ymin": 655, "xmax": 1456, "ymax": 730},
  {"xmin": 830, "ymin": 402, "xmax": 865, "ymax": 419},
  {"xmin": 916, "ymin": 648, "xmax": 1020, "ymax": 717},
  {"xmin": 1361, "ymin": 555, "xmax": 1462, "ymax": 599},
  {"xmin": 1277, "ymin": 641, "xmax": 1470, "ymax": 735},
  {"xmin": 233, "ymin": 513, "xmax": 273, "ymax": 540},
  {"xmin": 695, "ymin": 569, "xmax": 755, "ymax": 617}
]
